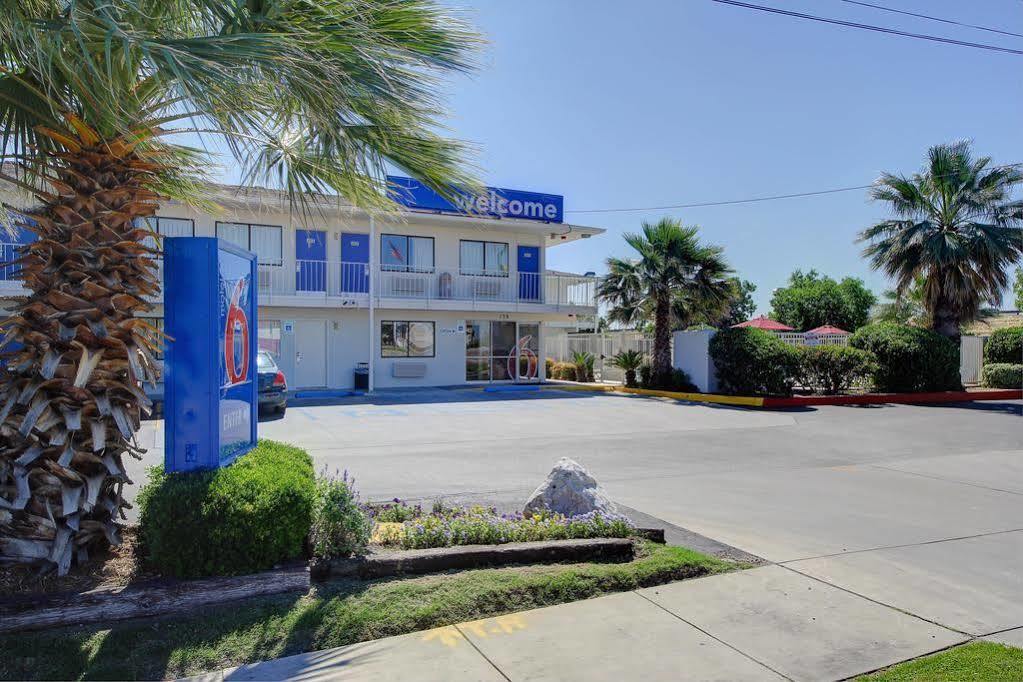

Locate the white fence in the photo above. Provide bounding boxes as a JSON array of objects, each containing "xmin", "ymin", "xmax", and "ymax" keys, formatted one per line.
[
  {"xmin": 544, "ymin": 331, "xmax": 654, "ymax": 383},
  {"xmin": 775, "ymin": 332, "xmax": 850, "ymax": 347}
]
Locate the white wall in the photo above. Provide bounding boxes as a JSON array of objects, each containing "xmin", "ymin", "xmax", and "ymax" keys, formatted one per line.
[{"xmin": 672, "ymin": 329, "xmax": 718, "ymax": 393}]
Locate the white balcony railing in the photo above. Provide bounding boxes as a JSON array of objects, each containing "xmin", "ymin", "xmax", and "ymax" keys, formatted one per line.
[{"xmin": 0, "ymin": 246, "xmax": 598, "ymax": 309}]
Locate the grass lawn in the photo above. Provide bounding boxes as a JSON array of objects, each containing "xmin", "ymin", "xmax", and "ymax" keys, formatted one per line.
[
  {"xmin": 860, "ymin": 641, "xmax": 1023, "ymax": 681},
  {"xmin": 0, "ymin": 541, "xmax": 733, "ymax": 681}
]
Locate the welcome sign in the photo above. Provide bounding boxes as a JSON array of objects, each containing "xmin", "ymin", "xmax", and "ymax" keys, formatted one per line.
[
  {"xmin": 387, "ymin": 175, "xmax": 564, "ymax": 223},
  {"xmin": 164, "ymin": 238, "xmax": 258, "ymax": 472}
]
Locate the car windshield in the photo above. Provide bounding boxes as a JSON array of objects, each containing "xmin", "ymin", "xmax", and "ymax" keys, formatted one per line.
[{"xmin": 256, "ymin": 352, "xmax": 275, "ymax": 370}]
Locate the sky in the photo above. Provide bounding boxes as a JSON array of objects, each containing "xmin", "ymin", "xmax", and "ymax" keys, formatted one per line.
[{"xmin": 430, "ymin": 0, "xmax": 1023, "ymax": 314}]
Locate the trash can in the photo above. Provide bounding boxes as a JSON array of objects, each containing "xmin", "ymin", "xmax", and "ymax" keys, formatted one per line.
[{"xmin": 354, "ymin": 362, "xmax": 369, "ymax": 390}]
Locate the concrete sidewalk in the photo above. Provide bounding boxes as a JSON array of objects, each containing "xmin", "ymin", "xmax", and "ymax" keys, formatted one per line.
[{"xmin": 193, "ymin": 564, "xmax": 983, "ymax": 682}]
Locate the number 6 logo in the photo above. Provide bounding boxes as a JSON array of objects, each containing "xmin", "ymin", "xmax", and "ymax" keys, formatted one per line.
[{"xmin": 224, "ymin": 279, "xmax": 249, "ymax": 386}]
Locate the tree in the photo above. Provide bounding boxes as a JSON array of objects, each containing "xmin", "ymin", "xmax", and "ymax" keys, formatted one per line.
[
  {"xmin": 769, "ymin": 269, "xmax": 876, "ymax": 331},
  {"xmin": 717, "ymin": 278, "xmax": 757, "ymax": 327},
  {"xmin": 0, "ymin": 0, "xmax": 480, "ymax": 574},
  {"xmin": 610, "ymin": 349, "xmax": 644, "ymax": 388},
  {"xmin": 859, "ymin": 141, "xmax": 1023, "ymax": 340},
  {"xmin": 1014, "ymin": 268, "xmax": 1023, "ymax": 311},
  {"xmin": 598, "ymin": 219, "xmax": 732, "ymax": 385},
  {"xmin": 872, "ymin": 275, "xmax": 927, "ymax": 326}
]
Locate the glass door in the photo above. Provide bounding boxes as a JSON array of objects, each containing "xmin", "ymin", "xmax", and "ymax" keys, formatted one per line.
[
  {"xmin": 516, "ymin": 323, "xmax": 540, "ymax": 381},
  {"xmin": 465, "ymin": 321, "xmax": 539, "ymax": 382}
]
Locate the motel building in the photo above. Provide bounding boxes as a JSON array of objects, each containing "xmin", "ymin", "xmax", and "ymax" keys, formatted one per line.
[{"xmin": 0, "ymin": 177, "xmax": 604, "ymax": 392}]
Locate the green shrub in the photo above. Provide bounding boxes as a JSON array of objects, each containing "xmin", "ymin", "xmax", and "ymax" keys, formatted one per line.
[
  {"xmin": 572, "ymin": 351, "xmax": 595, "ymax": 382},
  {"xmin": 310, "ymin": 470, "xmax": 372, "ymax": 559},
  {"xmin": 982, "ymin": 363, "xmax": 1022, "ymax": 389},
  {"xmin": 368, "ymin": 499, "xmax": 422, "ymax": 523},
  {"xmin": 137, "ymin": 440, "xmax": 316, "ymax": 578},
  {"xmin": 549, "ymin": 361, "xmax": 577, "ymax": 381},
  {"xmin": 850, "ymin": 323, "xmax": 961, "ymax": 392},
  {"xmin": 798, "ymin": 345, "xmax": 875, "ymax": 395},
  {"xmin": 388, "ymin": 506, "xmax": 634, "ymax": 550},
  {"xmin": 639, "ymin": 366, "xmax": 698, "ymax": 392},
  {"xmin": 544, "ymin": 357, "xmax": 554, "ymax": 378},
  {"xmin": 984, "ymin": 327, "xmax": 1023, "ymax": 364},
  {"xmin": 610, "ymin": 349, "xmax": 645, "ymax": 388},
  {"xmin": 709, "ymin": 327, "xmax": 801, "ymax": 396}
]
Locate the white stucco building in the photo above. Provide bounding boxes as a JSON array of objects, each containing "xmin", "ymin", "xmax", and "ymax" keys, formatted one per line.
[{"xmin": 0, "ymin": 177, "xmax": 603, "ymax": 392}]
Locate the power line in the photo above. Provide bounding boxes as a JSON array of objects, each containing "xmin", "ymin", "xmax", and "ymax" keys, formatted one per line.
[
  {"xmin": 836, "ymin": 0, "xmax": 1023, "ymax": 40},
  {"xmin": 565, "ymin": 163, "xmax": 1023, "ymax": 215},
  {"xmin": 710, "ymin": 0, "xmax": 1023, "ymax": 56}
]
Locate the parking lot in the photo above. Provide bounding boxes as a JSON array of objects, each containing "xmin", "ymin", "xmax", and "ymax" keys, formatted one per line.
[{"xmin": 134, "ymin": 388, "xmax": 1023, "ymax": 643}]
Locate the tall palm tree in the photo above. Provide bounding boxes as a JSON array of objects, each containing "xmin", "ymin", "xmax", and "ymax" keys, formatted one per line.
[
  {"xmin": 0, "ymin": 0, "xmax": 480, "ymax": 574},
  {"xmin": 598, "ymin": 219, "xmax": 731, "ymax": 386},
  {"xmin": 859, "ymin": 141, "xmax": 1023, "ymax": 340}
]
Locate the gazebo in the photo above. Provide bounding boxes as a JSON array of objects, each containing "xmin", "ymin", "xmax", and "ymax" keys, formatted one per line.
[
  {"xmin": 731, "ymin": 315, "xmax": 795, "ymax": 332},
  {"xmin": 805, "ymin": 324, "xmax": 850, "ymax": 336}
]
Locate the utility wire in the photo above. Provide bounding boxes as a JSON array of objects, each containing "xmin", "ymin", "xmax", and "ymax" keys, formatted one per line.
[
  {"xmin": 565, "ymin": 163, "xmax": 1023, "ymax": 215},
  {"xmin": 836, "ymin": 0, "xmax": 1023, "ymax": 40},
  {"xmin": 709, "ymin": 0, "xmax": 1023, "ymax": 55}
]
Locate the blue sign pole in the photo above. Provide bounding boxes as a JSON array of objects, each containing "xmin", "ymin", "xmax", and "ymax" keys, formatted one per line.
[{"xmin": 164, "ymin": 237, "xmax": 258, "ymax": 472}]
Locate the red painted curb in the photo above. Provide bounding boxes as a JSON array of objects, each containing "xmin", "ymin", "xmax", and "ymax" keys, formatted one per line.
[{"xmin": 761, "ymin": 389, "xmax": 1022, "ymax": 408}]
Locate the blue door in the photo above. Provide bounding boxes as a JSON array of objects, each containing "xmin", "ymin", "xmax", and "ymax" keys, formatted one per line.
[
  {"xmin": 1, "ymin": 212, "xmax": 36, "ymax": 283},
  {"xmin": 517, "ymin": 245, "xmax": 540, "ymax": 301},
  {"xmin": 296, "ymin": 229, "xmax": 326, "ymax": 292},
  {"xmin": 341, "ymin": 233, "xmax": 369, "ymax": 293}
]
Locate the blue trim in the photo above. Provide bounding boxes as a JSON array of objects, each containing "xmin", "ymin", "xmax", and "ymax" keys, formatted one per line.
[{"xmin": 483, "ymin": 384, "xmax": 541, "ymax": 393}]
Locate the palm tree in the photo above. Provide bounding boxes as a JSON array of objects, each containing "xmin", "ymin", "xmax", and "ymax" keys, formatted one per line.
[
  {"xmin": 610, "ymin": 349, "xmax": 644, "ymax": 388},
  {"xmin": 859, "ymin": 141, "xmax": 1023, "ymax": 340},
  {"xmin": 0, "ymin": 0, "xmax": 480, "ymax": 574},
  {"xmin": 872, "ymin": 275, "xmax": 927, "ymax": 326},
  {"xmin": 598, "ymin": 219, "xmax": 731, "ymax": 386}
]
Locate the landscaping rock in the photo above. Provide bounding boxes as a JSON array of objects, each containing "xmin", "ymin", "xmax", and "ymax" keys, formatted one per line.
[{"xmin": 523, "ymin": 458, "xmax": 618, "ymax": 517}]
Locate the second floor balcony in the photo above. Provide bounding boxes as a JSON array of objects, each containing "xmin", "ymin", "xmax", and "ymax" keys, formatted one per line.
[
  {"xmin": 0, "ymin": 245, "xmax": 599, "ymax": 312},
  {"xmin": 257, "ymin": 261, "xmax": 598, "ymax": 310}
]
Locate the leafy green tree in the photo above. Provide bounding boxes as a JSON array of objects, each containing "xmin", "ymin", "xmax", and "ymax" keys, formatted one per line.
[
  {"xmin": 769, "ymin": 270, "xmax": 876, "ymax": 331},
  {"xmin": 859, "ymin": 141, "xmax": 1023, "ymax": 340},
  {"xmin": 0, "ymin": 0, "xmax": 480, "ymax": 574},
  {"xmin": 719, "ymin": 278, "xmax": 757, "ymax": 327},
  {"xmin": 598, "ymin": 219, "xmax": 732, "ymax": 385}
]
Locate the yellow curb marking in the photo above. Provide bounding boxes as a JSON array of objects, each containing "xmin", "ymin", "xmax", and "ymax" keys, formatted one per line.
[
  {"xmin": 422, "ymin": 615, "xmax": 528, "ymax": 648},
  {"xmin": 421, "ymin": 626, "xmax": 464, "ymax": 648}
]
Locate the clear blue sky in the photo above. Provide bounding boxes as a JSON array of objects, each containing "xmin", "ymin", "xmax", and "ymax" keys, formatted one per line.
[{"xmin": 437, "ymin": 0, "xmax": 1023, "ymax": 313}]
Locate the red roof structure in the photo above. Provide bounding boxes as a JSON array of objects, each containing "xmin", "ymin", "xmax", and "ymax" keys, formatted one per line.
[
  {"xmin": 806, "ymin": 324, "xmax": 850, "ymax": 335},
  {"xmin": 731, "ymin": 316, "xmax": 795, "ymax": 331}
]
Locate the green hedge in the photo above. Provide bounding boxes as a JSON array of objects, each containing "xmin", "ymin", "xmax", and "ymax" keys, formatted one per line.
[
  {"xmin": 850, "ymin": 323, "xmax": 961, "ymax": 392},
  {"xmin": 638, "ymin": 365, "xmax": 698, "ymax": 392},
  {"xmin": 137, "ymin": 440, "xmax": 316, "ymax": 578},
  {"xmin": 549, "ymin": 361, "xmax": 577, "ymax": 381},
  {"xmin": 982, "ymin": 363, "xmax": 1022, "ymax": 389},
  {"xmin": 709, "ymin": 327, "xmax": 801, "ymax": 396},
  {"xmin": 984, "ymin": 327, "xmax": 1023, "ymax": 364},
  {"xmin": 799, "ymin": 345, "xmax": 874, "ymax": 395}
]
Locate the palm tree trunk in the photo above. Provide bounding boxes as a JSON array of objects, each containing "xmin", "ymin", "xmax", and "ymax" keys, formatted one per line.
[
  {"xmin": 0, "ymin": 143, "xmax": 162, "ymax": 575},
  {"xmin": 653, "ymin": 294, "xmax": 672, "ymax": 386},
  {"xmin": 931, "ymin": 298, "xmax": 961, "ymax": 342}
]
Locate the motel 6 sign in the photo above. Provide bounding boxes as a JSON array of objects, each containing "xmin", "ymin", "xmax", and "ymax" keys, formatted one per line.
[{"xmin": 164, "ymin": 238, "xmax": 258, "ymax": 472}]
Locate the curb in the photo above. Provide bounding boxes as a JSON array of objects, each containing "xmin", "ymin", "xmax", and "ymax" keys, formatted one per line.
[
  {"xmin": 543, "ymin": 384, "xmax": 1021, "ymax": 409},
  {"xmin": 313, "ymin": 538, "xmax": 635, "ymax": 582},
  {"xmin": 761, "ymin": 389, "xmax": 1022, "ymax": 408}
]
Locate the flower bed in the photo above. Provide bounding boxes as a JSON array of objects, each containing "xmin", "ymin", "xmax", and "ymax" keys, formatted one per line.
[{"xmin": 366, "ymin": 503, "xmax": 634, "ymax": 550}]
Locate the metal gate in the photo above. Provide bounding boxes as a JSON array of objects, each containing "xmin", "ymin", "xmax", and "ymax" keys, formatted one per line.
[
  {"xmin": 960, "ymin": 335, "xmax": 984, "ymax": 385},
  {"xmin": 544, "ymin": 331, "xmax": 655, "ymax": 382}
]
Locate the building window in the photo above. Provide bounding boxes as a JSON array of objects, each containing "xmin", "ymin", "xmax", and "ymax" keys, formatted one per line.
[
  {"xmin": 259, "ymin": 319, "xmax": 282, "ymax": 358},
  {"xmin": 381, "ymin": 234, "xmax": 434, "ymax": 273},
  {"xmin": 460, "ymin": 240, "xmax": 509, "ymax": 276},
  {"xmin": 215, "ymin": 222, "xmax": 283, "ymax": 266},
  {"xmin": 381, "ymin": 320, "xmax": 435, "ymax": 357},
  {"xmin": 136, "ymin": 217, "xmax": 196, "ymax": 255}
]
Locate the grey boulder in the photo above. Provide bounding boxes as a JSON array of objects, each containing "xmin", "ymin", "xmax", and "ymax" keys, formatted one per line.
[{"xmin": 523, "ymin": 457, "xmax": 618, "ymax": 517}]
